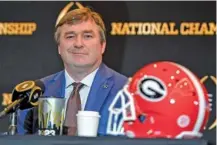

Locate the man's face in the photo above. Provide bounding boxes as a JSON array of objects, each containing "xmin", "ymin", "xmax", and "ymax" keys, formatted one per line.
[{"xmin": 58, "ymin": 19, "xmax": 106, "ymax": 69}]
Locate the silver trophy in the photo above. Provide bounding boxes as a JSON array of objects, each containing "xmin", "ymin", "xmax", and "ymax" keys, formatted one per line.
[{"xmin": 38, "ymin": 97, "xmax": 65, "ymax": 136}]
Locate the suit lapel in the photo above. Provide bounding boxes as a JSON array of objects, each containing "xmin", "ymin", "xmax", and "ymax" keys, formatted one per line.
[{"xmin": 85, "ymin": 63, "xmax": 113, "ymax": 112}]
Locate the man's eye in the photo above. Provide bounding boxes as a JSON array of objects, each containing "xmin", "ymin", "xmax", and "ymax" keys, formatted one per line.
[
  {"xmin": 66, "ymin": 35, "xmax": 75, "ymax": 39},
  {"xmin": 84, "ymin": 34, "xmax": 93, "ymax": 39}
]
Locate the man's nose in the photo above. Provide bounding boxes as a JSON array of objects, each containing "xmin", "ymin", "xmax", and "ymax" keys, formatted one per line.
[{"xmin": 74, "ymin": 35, "xmax": 83, "ymax": 48}]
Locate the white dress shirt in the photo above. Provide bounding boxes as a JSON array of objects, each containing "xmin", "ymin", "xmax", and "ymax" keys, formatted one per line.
[{"xmin": 64, "ymin": 68, "xmax": 99, "ymax": 111}]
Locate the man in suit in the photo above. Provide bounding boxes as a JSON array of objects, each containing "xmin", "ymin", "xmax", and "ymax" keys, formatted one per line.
[{"xmin": 16, "ymin": 7, "xmax": 127, "ymax": 135}]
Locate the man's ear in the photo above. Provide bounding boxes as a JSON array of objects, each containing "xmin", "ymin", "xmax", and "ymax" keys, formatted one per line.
[
  {"xmin": 101, "ymin": 41, "xmax": 106, "ymax": 54},
  {"xmin": 58, "ymin": 46, "xmax": 61, "ymax": 54}
]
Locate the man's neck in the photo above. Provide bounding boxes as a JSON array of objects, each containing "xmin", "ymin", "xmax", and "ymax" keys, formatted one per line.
[{"xmin": 65, "ymin": 62, "xmax": 101, "ymax": 82}]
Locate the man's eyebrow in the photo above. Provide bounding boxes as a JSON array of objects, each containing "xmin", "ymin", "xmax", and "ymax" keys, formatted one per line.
[
  {"xmin": 64, "ymin": 31, "xmax": 75, "ymax": 35},
  {"xmin": 64, "ymin": 30, "xmax": 94, "ymax": 35},
  {"xmin": 83, "ymin": 30, "xmax": 94, "ymax": 34}
]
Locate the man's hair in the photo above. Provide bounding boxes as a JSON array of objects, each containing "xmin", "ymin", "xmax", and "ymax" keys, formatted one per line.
[{"xmin": 54, "ymin": 7, "xmax": 106, "ymax": 45}]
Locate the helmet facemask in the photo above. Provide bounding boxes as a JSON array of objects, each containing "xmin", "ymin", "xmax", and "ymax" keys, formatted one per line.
[{"xmin": 107, "ymin": 83, "xmax": 136, "ymax": 136}]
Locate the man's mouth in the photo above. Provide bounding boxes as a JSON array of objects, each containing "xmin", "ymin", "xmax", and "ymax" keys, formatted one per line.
[
  {"xmin": 72, "ymin": 52, "xmax": 87, "ymax": 55},
  {"xmin": 67, "ymin": 50, "xmax": 87, "ymax": 55}
]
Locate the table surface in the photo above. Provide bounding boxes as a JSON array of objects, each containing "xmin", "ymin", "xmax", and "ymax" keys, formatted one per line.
[{"xmin": 0, "ymin": 135, "xmax": 208, "ymax": 145}]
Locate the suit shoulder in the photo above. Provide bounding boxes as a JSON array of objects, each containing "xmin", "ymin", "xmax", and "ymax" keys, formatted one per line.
[
  {"xmin": 107, "ymin": 67, "xmax": 128, "ymax": 86},
  {"xmin": 112, "ymin": 69, "xmax": 127, "ymax": 82},
  {"xmin": 39, "ymin": 70, "xmax": 64, "ymax": 84}
]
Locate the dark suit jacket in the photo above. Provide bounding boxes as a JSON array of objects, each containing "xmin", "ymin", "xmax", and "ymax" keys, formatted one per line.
[{"xmin": 16, "ymin": 63, "xmax": 127, "ymax": 135}]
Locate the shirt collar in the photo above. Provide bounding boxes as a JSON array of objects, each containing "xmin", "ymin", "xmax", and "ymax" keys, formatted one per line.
[{"xmin": 65, "ymin": 67, "xmax": 99, "ymax": 88}]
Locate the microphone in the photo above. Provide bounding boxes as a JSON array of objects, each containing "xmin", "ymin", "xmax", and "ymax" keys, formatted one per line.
[{"xmin": 0, "ymin": 80, "xmax": 45, "ymax": 119}]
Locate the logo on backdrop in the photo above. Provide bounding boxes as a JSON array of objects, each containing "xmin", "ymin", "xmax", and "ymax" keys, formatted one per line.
[
  {"xmin": 0, "ymin": 22, "xmax": 37, "ymax": 35},
  {"xmin": 110, "ymin": 22, "xmax": 216, "ymax": 36},
  {"xmin": 2, "ymin": 75, "xmax": 216, "ymax": 131},
  {"xmin": 55, "ymin": 2, "xmax": 84, "ymax": 27}
]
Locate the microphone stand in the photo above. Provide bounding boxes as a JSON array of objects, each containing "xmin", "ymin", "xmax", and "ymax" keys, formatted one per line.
[{"xmin": 8, "ymin": 110, "xmax": 18, "ymax": 135}]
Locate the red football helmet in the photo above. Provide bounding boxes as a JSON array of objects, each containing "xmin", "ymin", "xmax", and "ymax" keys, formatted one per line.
[{"xmin": 107, "ymin": 61, "xmax": 210, "ymax": 138}]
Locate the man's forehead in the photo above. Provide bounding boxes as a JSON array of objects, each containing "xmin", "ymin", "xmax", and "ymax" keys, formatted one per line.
[{"xmin": 61, "ymin": 20, "xmax": 98, "ymax": 32}]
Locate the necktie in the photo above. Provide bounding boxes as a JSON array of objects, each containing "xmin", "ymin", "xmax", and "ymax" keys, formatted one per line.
[{"xmin": 64, "ymin": 82, "xmax": 84, "ymax": 135}]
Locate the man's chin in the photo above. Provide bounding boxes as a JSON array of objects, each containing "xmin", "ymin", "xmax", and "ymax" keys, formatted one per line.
[
  {"xmin": 66, "ymin": 60, "xmax": 101, "ymax": 70},
  {"xmin": 72, "ymin": 63, "xmax": 92, "ymax": 68}
]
